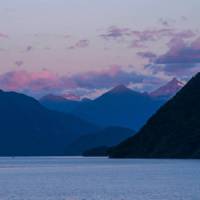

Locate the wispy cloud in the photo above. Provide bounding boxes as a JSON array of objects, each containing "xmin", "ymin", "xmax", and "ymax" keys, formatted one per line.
[
  {"xmin": 68, "ymin": 39, "xmax": 90, "ymax": 50},
  {"xmin": 26, "ymin": 45, "xmax": 33, "ymax": 52},
  {"xmin": 15, "ymin": 60, "xmax": 24, "ymax": 67},
  {"xmin": 137, "ymin": 51, "xmax": 157, "ymax": 62},
  {"xmin": 130, "ymin": 29, "xmax": 195, "ymax": 49},
  {"xmin": 100, "ymin": 25, "xmax": 196, "ymax": 49},
  {"xmin": 100, "ymin": 26, "xmax": 131, "ymax": 40}
]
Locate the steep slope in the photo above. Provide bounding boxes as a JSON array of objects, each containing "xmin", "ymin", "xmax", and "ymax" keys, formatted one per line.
[
  {"xmin": 72, "ymin": 85, "xmax": 165, "ymax": 130},
  {"xmin": 0, "ymin": 90, "xmax": 98, "ymax": 156},
  {"xmin": 109, "ymin": 73, "xmax": 200, "ymax": 159},
  {"xmin": 150, "ymin": 78, "xmax": 184, "ymax": 99},
  {"xmin": 65, "ymin": 126, "xmax": 135, "ymax": 155},
  {"xmin": 83, "ymin": 146, "xmax": 109, "ymax": 157}
]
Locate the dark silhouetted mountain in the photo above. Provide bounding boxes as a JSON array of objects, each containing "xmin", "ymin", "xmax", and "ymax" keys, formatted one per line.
[
  {"xmin": 40, "ymin": 94, "xmax": 80, "ymax": 113},
  {"xmin": 83, "ymin": 146, "xmax": 109, "ymax": 157},
  {"xmin": 72, "ymin": 85, "xmax": 165, "ymax": 130},
  {"xmin": 150, "ymin": 78, "xmax": 184, "ymax": 99},
  {"xmin": 65, "ymin": 126, "xmax": 135, "ymax": 155},
  {"xmin": 0, "ymin": 90, "xmax": 99, "ymax": 156},
  {"xmin": 109, "ymin": 73, "xmax": 200, "ymax": 159}
]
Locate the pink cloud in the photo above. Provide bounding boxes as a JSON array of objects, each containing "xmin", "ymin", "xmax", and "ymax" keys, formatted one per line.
[
  {"xmin": 0, "ymin": 70, "xmax": 68, "ymax": 95},
  {"xmin": 0, "ymin": 66, "xmax": 164, "ymax": 98},
  {"xmin": 0, "ymin": 32, "xmax": 9, "ymax": 39}
]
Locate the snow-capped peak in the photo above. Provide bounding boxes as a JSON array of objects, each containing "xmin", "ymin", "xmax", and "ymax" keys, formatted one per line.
[{"xmin": 150, "ymin": 78, "xmax": 185, "ymax": 98}]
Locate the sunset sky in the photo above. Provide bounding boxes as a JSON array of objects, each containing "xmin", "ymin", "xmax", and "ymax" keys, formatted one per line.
[{"xmin": 0, "ymin": 0, "xmax": 200, "ymax": 98}]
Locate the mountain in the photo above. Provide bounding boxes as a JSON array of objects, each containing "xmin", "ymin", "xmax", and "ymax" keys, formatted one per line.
[
  {"xmin": 40, "ymin": 94, "xmax": 81, "ymax": 113},
  {"xmin": 150, "ymin": 78, "xmax": 184, "ymax": 99},
  {"xmin": 62, "ymin": 93, "xmax": 80, "ymax": 101},
  {"xmin": 83, "ymin": 146, "xmax": 109, "ymax": 157},
  {"xmin": 72, "ymin": 85, "xmax": 165, "ymax": 130},
  {"xmin": 0, "ymin": 90, "xmax": 98, "ymax": 156},
  {"xmin": 109, "ymin": 73, "xmax": 200, "ymax": 159},
  {"xmin": 65, "ymin": 126, "xmax": 135, "ymax": 155}
]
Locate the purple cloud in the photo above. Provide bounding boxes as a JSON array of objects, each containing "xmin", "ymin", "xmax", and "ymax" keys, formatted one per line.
[
  {"xmin": 100, "ymin": 26, "xmax": 196, "ymax": 49},
  {"xmin": 132, "ymin": 29, "xmax": 173, "ymax": 41},
  {"xmin": 158, "ymin": 18, "xmax": 171, "ymax": 27},
  {"xmin": 100, "ymin": 26, "xmax": 131, "ymax": 40},
  {"xmin": 129, "ymin": 40, "xmax": 147, "ymax": 48},
  {"xmin": 143, "ymin": 36, "xmax": 200, "ymax": 76},
  {"xmin": 26, "ymin": 45, "xmax": 33, "ymax": 52},
  {"xmin": 137, "ymin": 51, "xmax": 157, "ymax": 62},
  {"xmin": 100, "ymin": 27, "xmax": 174, "ymax": 49},
  {"xmin": 15, "ymin": 60, "xmax": 24, "ymax": 67},
  {"xmin": 156, "ymin": 37, "xmax": 200, "ymax": 64},
  {"xmin": 174, "ymin": 30, "xmax": 195, "ymax": 39},
  {"xmin": 181, "ymin": 16, "xmax": 188, "ymax": 21},
  {"xmin": 130, "ymin": 29, "xmax": 195, "ymax": 48},
  {"xmin": 68, "ymin": 39, "xmax": 90, "ymax": 50}
]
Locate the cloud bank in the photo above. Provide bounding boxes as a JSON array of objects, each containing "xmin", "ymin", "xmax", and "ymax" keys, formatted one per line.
[{"xmin": 0, "ymin": 66, "xmax": 164, "ymax": 99}]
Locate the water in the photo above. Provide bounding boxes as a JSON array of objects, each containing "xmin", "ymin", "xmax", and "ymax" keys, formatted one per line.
[{"xmin": 0, "ymin": 157, "xmax": 199, "ymax": 200}]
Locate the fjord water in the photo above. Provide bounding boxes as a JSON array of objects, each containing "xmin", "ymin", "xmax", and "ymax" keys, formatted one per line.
[{"xmin": 0, "ymin": 157, "xmax": 199, "ymax": 200}]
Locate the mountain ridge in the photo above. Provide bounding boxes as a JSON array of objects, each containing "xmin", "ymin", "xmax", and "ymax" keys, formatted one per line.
[
  {"xmin": 150, "ymin": 78, "xmax": 184, "ymax": 98},
  {"xmin": 109, "ymin": 73, "xmax": 200, "ymax": 159},
  {"xmin": 65, "ymin": 126, "xmax": 135, "ymax": 155},
  {"xmin": 0, "ymin": 90, "xmax": 99, "ymax": 156},
  {"xmin": 71, "ymin": 85, "xmax": 164, "ymax": 130}
]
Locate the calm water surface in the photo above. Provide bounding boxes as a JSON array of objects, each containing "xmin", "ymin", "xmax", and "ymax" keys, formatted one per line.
[{"xmin": 0, "ymin": 157, "xmax": 199, "ymax": 200}]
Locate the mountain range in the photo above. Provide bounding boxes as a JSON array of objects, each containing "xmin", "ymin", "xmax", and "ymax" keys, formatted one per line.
[
  {"xmin": 109, "ymin": 73, "xmax": 200, "ymax": 159},
  {"xmin": 71, "ymin": 85, "xmax": 165, "ymax": 130},
  {"xmin": 40, "ymin": 94, "xmax": 81, "ymax": 113},
  {"xmin": 0, "ymin": 90, "xmax": 98, "ymax": 156},
  {"xmin": 0, "ymin": 77, "xmax": 185, "ymax": 156},
  {"xmin": 40, "ymin": 78, "xmax": 183, "ymax": 130},
  {"xmin": 65, "ymin": 126, "xmax": 135, "ymax": 155}
]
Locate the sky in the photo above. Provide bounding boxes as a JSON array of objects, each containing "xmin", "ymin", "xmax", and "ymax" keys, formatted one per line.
[{"xmin": 0, "ymin": 0, "xmax": 200, "ymax": 98}]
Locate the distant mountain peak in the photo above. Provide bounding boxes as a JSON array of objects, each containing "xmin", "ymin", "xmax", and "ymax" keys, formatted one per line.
[
  {"xmin": 40, "ymin": 94, "xmax": 66, "ymax": 102},
  {"xmin": 81, "ymin": 98, "xmax": 91, "ymax": 102},
  {"xmin": 0, "ymin": 89, "xmax": 99, "ymax": 156},
  {"xmin": 40, "ymin": 93, "xmax": 80, "ymax": 102},
  {"xmin": 150, "ymin": 77, "xmax": 184, "ymax": 98},
  {"xmin": 109, "ymin": 72, "xmax": 200, "ymax": 159},
  {"xmin": 170, "ymin": 77, "xmax": 184, "ymax": 86},
  {"xmin": 62, "ymin": 93, "xmax": 80, "ymax": 101},
  {"xmin": 109, "ymin": 84, "xmax": 131, "ymax": 93}
]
